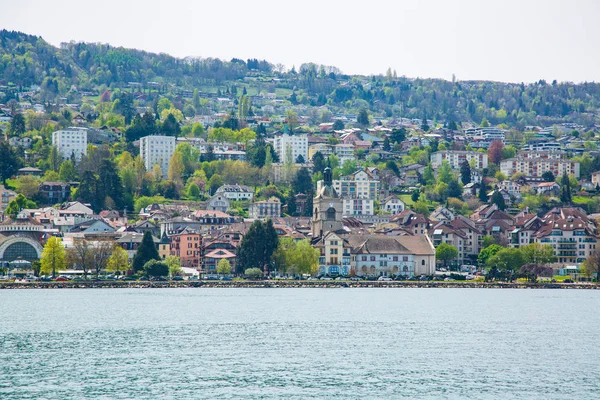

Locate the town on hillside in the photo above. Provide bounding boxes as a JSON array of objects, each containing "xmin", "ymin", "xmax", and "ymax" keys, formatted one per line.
[{"xmin": 1, "ymin": 30, "xmax": 600, "ymax": 282}]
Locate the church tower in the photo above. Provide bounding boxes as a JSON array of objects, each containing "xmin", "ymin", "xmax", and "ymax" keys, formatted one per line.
[{"xmin": 312, "ymin": 167, "xmax": 343, "ymax": 238}]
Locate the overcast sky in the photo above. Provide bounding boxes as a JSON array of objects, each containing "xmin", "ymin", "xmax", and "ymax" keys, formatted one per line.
[{"xmin": 1, "ymin": 0, "xmax": 599, "ymax": 83}]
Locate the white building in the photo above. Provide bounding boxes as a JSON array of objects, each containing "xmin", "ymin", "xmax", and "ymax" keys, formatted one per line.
[
  {"xmin": 308, "ymin": 143, "xmax": 356, "ymax": 164},
  {"xmin": 215, "ymin": 184, "xmax": 254, "ymax": 201},
  {"xmin": 52, "ymin": 127, "xmax": 88, "ymax": 161},
  {"xmin": 430, "ymin": 151, "xmax": 488, "ymax": 170},
  {"xmin": 381, "ymin": 195, "xmax": 406, "ymax": 215},
  {"xmin": 273, "ymin": 134, "xmax": 308, "ymax": 163},
  {"xmin": 317, "ymin": 169, "xmax": 380, "ymax": 216},
  {"xmin": 140, "ymin": 135, "xmax": 176, "ymax": 179}
]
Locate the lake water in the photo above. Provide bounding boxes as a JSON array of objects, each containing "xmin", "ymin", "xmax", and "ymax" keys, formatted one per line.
[{"xmin": 1, "ymin": 288, "xmax": 599, "ymax": 399}]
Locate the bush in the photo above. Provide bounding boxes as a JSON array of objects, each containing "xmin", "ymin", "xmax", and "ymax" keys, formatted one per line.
[
  {"xmin": 244, "ymin": 267, "xmax": 262, "ymax": 278},
  {"xmin": 144, "ymin": 260, "xmax": 169, "ymax": 278}
]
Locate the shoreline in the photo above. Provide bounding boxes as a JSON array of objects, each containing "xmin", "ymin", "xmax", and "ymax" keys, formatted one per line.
[{"xmin": 0, "ymin": 280, "xmax": 597, "ymax": 289}]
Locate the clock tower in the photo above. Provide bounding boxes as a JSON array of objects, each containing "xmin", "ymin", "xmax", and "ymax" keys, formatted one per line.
[{"xmin": 312, "ymin": 167, "xmax": 343, "ymax": 238}]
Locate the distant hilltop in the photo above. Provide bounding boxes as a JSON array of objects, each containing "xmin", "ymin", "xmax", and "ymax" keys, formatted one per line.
[{"xmin": 1, "ymin": 29, "xmax": 599, "ymax": 128}]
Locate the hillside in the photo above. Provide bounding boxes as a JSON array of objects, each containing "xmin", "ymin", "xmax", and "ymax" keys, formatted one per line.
[{"xmin": 1, "ymin": 29, "xmax": 599, "ymax": 128}]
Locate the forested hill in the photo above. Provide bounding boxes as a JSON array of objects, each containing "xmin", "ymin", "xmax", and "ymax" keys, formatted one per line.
[{"xmin": 1, "ymin": 29, "xmax": 599, "ymax": 128}]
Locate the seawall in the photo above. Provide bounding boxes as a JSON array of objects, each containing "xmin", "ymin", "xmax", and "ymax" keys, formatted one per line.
[{"xmin": 0, "ymin": 280, "xmax": 597, "ymax": 289}]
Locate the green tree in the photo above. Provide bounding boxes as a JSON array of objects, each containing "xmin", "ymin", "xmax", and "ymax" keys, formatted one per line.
[
  {"xmin": 521, "ymin": 243, "xmax": 557, "ymax": 264},
  {"xmin": 481, "ymin": 236, "xmax": 498, "ymax": 248},
  {"xmin": 383, "ymin": 136, "xmax": 391, "ymax": 151},
  {"xmin": 292, "ymin": 167, "xmax": 313, "ymax": 195},
  {"xmin": 357, "ymin": 109, "xmax": 369, "ymax": 126},
  {"xmin": 581, "ymin": 251, "xmax": 600, "ymax": 282},
  {"xmin": 0, "ymin": 142, "xmax": 22, "ymax": 183},
  {"xmin": 436, "ymin": 243, "xmax": 458, "ymax": 268},
  {"xmin": 107, "ymin": 245, "xmax": 130, "ymax": 276},
  {"xmin": 312, "ymin": 152, "xmax": 326, "ymax": 174},
  {"xmin": 332, "ymin": 120, "xmax": 344, "ymax": 130},
  {"xmin": 542, "ymin": 171, "xmax": 556, "ymax": 182},
  {"xmin": 560, "ymin": 172, "xmax": 572, "ymax": 204},
  {"xmin": 5, "ymin": 194, "xmax": 36, "ymax": 219},
  {"xmin": 478, "ymin": 180, "xmax": 489, "ymax": 202},
  {"xmin": 208, "ymin": 173, "xmax": 224, "ymax": 195},
  {"xmin": 41, "ymin": 236, "xmax": 66, "ymax": 277},
  {"xmin": 165, "ymin": 255, "xmax": 183, "ymax": 277},
  {"xmin": 438, "ymin": 160, "xmax": 454, "ymax": 184},
  {"xmin": 486, "ymin": 248, "xmax": 526, "ymax": 277},
  {"xmin": 132, "ymin": 231, "xmax": 159, "ymax": 273},
  {"xmin": 9, "ymin": 113, "xmax": 26, "ymax": 136},
  {"xmin": 480, "ymin": 117, "xmax": 490, "ymax": 127},
  {"xmin": 490, "ymin": 190, "xmax": 506, "ymax": 210},
  {"xmin": 423, "ymin": 163, "xmax": 435, "ymax": 185},
  {"xmin": 59, "ymin": 160, "xmax": 76, "ymax": 182},
  {"xmin": 187, "ymin": 182, "xmax": 201, "ymax": 199},
  {"xmin": 144, "ymin": 259, "xmax": 169, "ymax": 278},
  {"xmin": 15, "ymin": 175, "xmax": 40, "ymax": 199},
  {"xmin": 161, "ymin": 113, "xmax": 181, "ymax": 136},
  {"xmin": 237, "ymin": 219, "xmax": 279, "ymax": 274},
  {"xmin": 477, "ymin": 244, "xmax": 503, "ymax": 266},
  {"xmin": 411, "ymin": 189, "xmax": 420, "ymax": 203},
  {"xmin": 168, "ymin": 151, "xmax": 185, "ymax": 184},
  {"xmin": 460, "ymin": 160, "xmax": 471, "ymax": 185},
  {"xmin": 217, "ymin": 258, "xmax": 232, "ymax": 275}
]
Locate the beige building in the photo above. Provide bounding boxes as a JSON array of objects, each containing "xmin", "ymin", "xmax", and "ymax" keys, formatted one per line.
[
  {"xmin": 500, "ymin": 158, "xmax": 580, "ymax": 178},
  {"xmin": 249, "ymin": 197, "xmax": 281, "ymax": 219}
]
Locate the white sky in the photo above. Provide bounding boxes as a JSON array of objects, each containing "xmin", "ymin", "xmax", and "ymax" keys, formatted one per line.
[{"xmin": 1, "ymin": 0, "xmax": 599, "ymax": 83}]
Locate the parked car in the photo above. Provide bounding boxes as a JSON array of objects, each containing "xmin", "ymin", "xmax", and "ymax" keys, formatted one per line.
[
  {"xmin": 54, "ymin": 276, "xmax": 69, "ymax": 281},
  {"xmin": 320, "ymin": 276, "xmax": 333, "ymax": 281},
  {"xmin": 172, "ymin": 276, "xmax": 184, "ymax": 281},
  {"xmin": 378, "ymin": 276, "xmax": 393, "ymax": 281}
]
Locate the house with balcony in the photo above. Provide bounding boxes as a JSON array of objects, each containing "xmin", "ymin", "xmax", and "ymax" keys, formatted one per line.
[{"xmin": 169, "ymin": 227, "xmax": 202, "ymax": 269}]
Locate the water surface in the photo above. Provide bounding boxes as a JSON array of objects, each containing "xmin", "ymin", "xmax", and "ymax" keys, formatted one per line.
[{"xmin": 1, "ymin": 288, "xmax": 599, "ymax": 399}]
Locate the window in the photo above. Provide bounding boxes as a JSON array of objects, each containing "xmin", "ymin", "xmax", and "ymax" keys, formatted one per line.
[{"xmin": 421, "ymin": 260, "xmax": 425, "ymax": 265}]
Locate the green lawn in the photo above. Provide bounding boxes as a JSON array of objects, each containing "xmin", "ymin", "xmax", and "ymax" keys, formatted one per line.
[
  {"xmin": 398, "ymin": 194, "xmax": 415, "ymax": 206},
  {"xmin": 573, "ymin": 196, "xmax": 592, "ymax": 204}
]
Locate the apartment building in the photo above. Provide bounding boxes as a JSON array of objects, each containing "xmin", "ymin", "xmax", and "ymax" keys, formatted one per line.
[
  {"xmin": 308, "ymin": 143, "xmax": 355, "ymax": 163},
  {"xmin": 273, "ymin": 134, "xmax": 308, "ymax": 163},
  {"xmin": 169, "ymin": 227, "xmax": 202, "ymax": 269},
  {"xmin": 249, "ymin": 197, "xmax": 281, "ymax": 219},
  {"xmin": 140, "ymin": 135, "xmax": 176, "ymax": 179},
  {"xmin": 500, "ymin": 158, "xmax": 580, "ymax": 178},
  {"xmin": 52, "ymin": 127, "xmax": 88, "ymax": 161},
  {"xmin": 317, "ymin": 169, "xmax": 380, "ymax": 216},
  {"xmin": 430, "ymin": 151, "xmax": 488, "ymax": 170}
]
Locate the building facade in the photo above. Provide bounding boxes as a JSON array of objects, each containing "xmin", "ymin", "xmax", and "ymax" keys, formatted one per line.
[
  {"xmin": 52, "ymin": 127, "xmax": 88, "ymax": 161},
  {"xmin": 215, "ymin": 184, "xmax": 254, "ymax": 201},
  {"xmin": 140, "ymin": 135, "xmax": 176, "ymax": 179},
  {"xmin": 273, "ymin": 134, "xmax": 308, "ymax": 163},
  {"xmin": 500, "ymin": 158, "xmax": 580, "ymax": 178},
  {"xmin": 430, "ymin": 151, "xmax": 488, "ymax": 170},
  {"xmin": 249, "ymin": 198, "xmax": 281, "ymax": 219}
]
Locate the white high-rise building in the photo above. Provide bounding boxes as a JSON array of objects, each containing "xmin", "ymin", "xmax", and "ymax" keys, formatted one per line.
[
  {"xmin": 52, "ymin": 127, "xmax": 88, "ymax": 161},
  {"xmin": 140, "ymin": 135, "xmax": 176, "ymax": 179},
  {"xmin": 273, "ymin": 134, "xmax": 308, "ymax": 163}
]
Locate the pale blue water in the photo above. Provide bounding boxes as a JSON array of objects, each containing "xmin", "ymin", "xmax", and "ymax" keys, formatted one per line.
[{"xmin": 0, "ymin": 288, "xmax": 599, "ymax": 399}]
